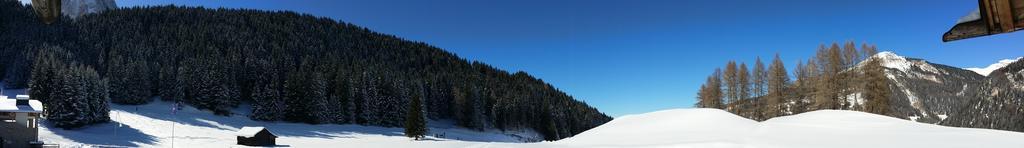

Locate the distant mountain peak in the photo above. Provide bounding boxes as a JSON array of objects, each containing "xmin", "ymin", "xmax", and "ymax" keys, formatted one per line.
[
  {"xmin": 866, "ymin": 51, "xmax": 945, "ymax": 75},
  {"xmin": 61, "ymin": 0, "xmax": 117, "ymax": 18},
  {"xmin": 872, "ymin": 51, "xmax": 912, "ymax": 71},
  {"xmin": 965, "ymin": 57, "xmax": 1023, "ymax": 76}
]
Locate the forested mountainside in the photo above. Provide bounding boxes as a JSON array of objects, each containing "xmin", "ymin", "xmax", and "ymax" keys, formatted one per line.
[
  {"xmin": 0, "ymin": 1, "xmax": 610, "ymax": 140},
  {"xmin": 694, "ymin": 41, "xmax": 1024, "ymax": 133},
  {"xmin": 943, "ymin": 59, "xmax": 1024, "ymax": 132}
]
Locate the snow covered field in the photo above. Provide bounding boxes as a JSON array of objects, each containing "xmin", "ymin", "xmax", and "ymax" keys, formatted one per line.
[
  {"xmin": 558, "ymin": 109, "xmax": 1024, "ymax": 148},
  {"xmin": 36, "ymin": 100, "xmax": 541, "ymax": 148},
  {"xmin": 8, "ymin": 78, "xmax": 1019, "ymax": 148},
  {"xmin": 34, "ymin": 103, "xmax": 1024, "ymax": 148}
]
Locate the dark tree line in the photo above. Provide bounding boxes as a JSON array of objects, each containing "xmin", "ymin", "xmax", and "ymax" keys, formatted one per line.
[
  {"xmin": 696, "ymin": 41, "xmax": 890, "ymax": 120},
  {"xmin": 0, "ymin": 1, "xmax": 610, "ymax": 140},
  {"xmin": 29, "ymin": 45, "xmax": 110, "ymax": 129}
]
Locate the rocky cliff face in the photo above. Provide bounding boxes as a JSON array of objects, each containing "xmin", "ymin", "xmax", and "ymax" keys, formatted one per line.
[
  {"xmin": 865, "ymin": 52, "xmax": 1024, "ymax": 132},
  {"xmin": 61, "ymin": 0, "xmax": 116, "ymax": 18}
]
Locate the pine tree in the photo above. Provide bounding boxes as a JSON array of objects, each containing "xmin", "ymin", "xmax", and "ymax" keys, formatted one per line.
[
  {"xmin": 360, "ymin": 72, "xmax": 379, "ymax": 125},
  {"xmin": 82, "ymin": 65, "xmax": 110, "ymax": 123},
  {"xmin": 250, "ymin": 73, "xmax": 284, "ymax": 121},
  {"xmin": 328, "ymin": 72, "xmax": 354, "ymax": 124},
  {"xmin": 766, "ymin": 53, "xmax": 789, "ymax": 118},
  {"xmin": 863, "ymin": 57, "xmax": 891, "ymax": 115},
  {"xmin": 405, "ymin": 86, "xmax": 428, "ymax": 140},
  {"xmin": 283, "ymin": 69, "xmax": 312, "ymax": 123},
  {"xmin": 723, "ymin": 61, "xmax": 738, "ymax": 109},
  {"xmin": 812, "ymin": 44, "xmax": 841, "ymax": 110},
  {"xmin": 738, "ymin": 63, "xmax": 750, "ymax": 101},
  {"xmin": 107, "ymin": 51, "xmax": 154, "ymax": 105},
  {"xmin": 861, "ymin": 44, "xmax": 878, "ymax": 58},
  {"xmin": 696, "ymin": 69, "xmax": 724, "ymax": 109},
  {"xmin": 753, "ymin": 57, "xmax": 767, "ymax": 97},
  {"xmin": 842, "ymin": 41, "xmax": 860, "ymax": 68},
  {"xmin": 309, "ymin": 72, "xmax": 331, "ymax": 123},
  {"xmin": 792, "ymin": 60, "xmax": 808, "ymax": 114}
]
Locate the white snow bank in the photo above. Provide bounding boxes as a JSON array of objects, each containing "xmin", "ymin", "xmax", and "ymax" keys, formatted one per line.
[
  {"xmin": 966, "ymin": 57, "xmax": 1023, "ymax": 76},
  {"xmin": 556, "ymin": 109, "xmax": 1024, "ymax": 148},
  {"xmin": 753, "ymin": 110, "xmax": 1024, "ymax": 148},
  {"xmin": 554, "ymin": 108, "xmax": 756, "ymax": 146}
]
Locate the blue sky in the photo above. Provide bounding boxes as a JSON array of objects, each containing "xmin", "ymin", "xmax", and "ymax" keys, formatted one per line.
[{"xmin": 25, "ymin": 0, "xmax": 1022, "ymax": 117}]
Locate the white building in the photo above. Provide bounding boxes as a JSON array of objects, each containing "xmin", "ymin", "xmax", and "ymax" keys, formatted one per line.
[{"xmin": 0, "ymin": 95, "xmax": 44, "ymax": 148}]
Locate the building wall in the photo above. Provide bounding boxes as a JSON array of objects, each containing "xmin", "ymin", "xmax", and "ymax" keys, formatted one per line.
[
  {"xmin": 237, "ymin": 131, "xmax": 276, "ymax": 146},
  {"xmin": 0, "ymin": 121, "xmax": 38, "ymax": 148}
]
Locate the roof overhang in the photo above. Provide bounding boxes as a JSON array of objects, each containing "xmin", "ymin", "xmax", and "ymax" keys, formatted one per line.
[
  {"xmin": 943, "ymin": 0, "xmax": 1024, "ymax": 42},
  {"xmin": 0, "ymin": 99, "xmax": 43, "ymax": 113}
]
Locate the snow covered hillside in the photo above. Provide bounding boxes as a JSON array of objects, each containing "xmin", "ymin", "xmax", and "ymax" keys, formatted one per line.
[
  {"xmin": 36, "ymin": 100, "xmax": 542, "ymax": 148},
  {"xmin": 30, "ymin": 102, "xmax": 1024, "ymax": 147},
  {"xmin": 857, "ymin": 51, "xmax": 986, "ymax": 124}
]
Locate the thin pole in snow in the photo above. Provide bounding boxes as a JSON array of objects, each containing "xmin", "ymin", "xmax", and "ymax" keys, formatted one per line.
[
  {"xmin": 114, "ymin": 111, "xmax": 119, "ymax": 142},
  {"xmin": 171, "ymin": 102, "xmax": 177, "ymax": 148}
]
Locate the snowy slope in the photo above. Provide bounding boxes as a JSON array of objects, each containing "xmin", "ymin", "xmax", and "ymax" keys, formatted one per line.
[
  {"xmin": 752, "ymin": 110, "xmax": 1024, "ymax": 148},
  {"xmin": 556, "ymin": 109, "xmax": 1024, "ymax": 148},
  {"xmin": 33, "ymin": 102, "xmax": 1024, "ymax": 148},
  {"xmin": 966, "ymin": 57, "xmax": 1023, "ymax": 76},
  {"xmin": 554, "ymin": 108, "xmax": 756, "ymax": 147},
  {"xmin": 37, "ymin": 100, "xmax": 541, "ymax": 148}
]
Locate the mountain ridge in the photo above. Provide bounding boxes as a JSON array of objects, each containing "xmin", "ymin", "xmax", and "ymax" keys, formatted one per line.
[{"xmin": 848, "ymin": 51, "xmax": 1023, "ymax": 131}]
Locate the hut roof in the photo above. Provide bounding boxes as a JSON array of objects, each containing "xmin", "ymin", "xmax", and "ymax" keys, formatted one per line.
[
  {"xmin": 237, "ymin": 126, "xmax": 274, "ymax": 138},
  {"xmin": 0, "ymin": 96, "xmax": 43, "ymax": 113}
]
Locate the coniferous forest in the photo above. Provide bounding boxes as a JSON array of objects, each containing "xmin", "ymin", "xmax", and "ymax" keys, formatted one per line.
[{"xmin": 0, "ymin": 1, "xmax": 610, "ymax": 140}]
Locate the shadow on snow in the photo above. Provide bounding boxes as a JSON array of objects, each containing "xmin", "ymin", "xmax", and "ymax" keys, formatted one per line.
[{"xmin": 43, "ymin": 120, "xmax": 158, "ymax": 147}]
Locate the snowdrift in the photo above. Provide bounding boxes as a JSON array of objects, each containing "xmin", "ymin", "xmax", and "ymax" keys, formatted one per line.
[
  {"xmin": 557, "ymin": 108, "xmax": 1024, "ymax": 148},
  {"xmin": 554, "ymin": 108, "xmax": 756, "ymax": 146}
]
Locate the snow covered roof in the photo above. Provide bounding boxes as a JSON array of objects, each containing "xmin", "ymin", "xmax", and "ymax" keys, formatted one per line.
[
  {"xmin": 0, "ymin": 96, "xmax": 43, "ymax": 113},
  {"xmin": 956, "ymin": 9, "xmax": 981, "ymax": 24},
  {"xmin": 237, "ymin": 126, "xmax": 273, "ymax": 138}
]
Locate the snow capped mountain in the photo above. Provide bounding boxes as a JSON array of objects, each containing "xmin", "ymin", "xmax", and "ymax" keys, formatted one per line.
[
  {"xmin": 854, "ymin": 51, "xmax": 1024, "ymax": 132},
  {"xmin": 556, "ymin": 109, "xmax": 1024, "ymax": 148},
  {"xmin": 869, "ymin": 51, "xmax": 950, "ymax": 76},
  {"xmin": 61, "ymin": 0, "xmax": 117, "ymax": 18},
  {"xmin": 857, "ymin": 51, "xmax": 983, "ymax": 124},
  {"xmin": 966, "ymin": 57, "xmax": 1023, "ymax": 76}
]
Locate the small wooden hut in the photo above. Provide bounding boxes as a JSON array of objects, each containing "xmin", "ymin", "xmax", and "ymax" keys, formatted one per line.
[{"xmin": 236, "ymin": 126, "xmax": 277, "ymax": 146}]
